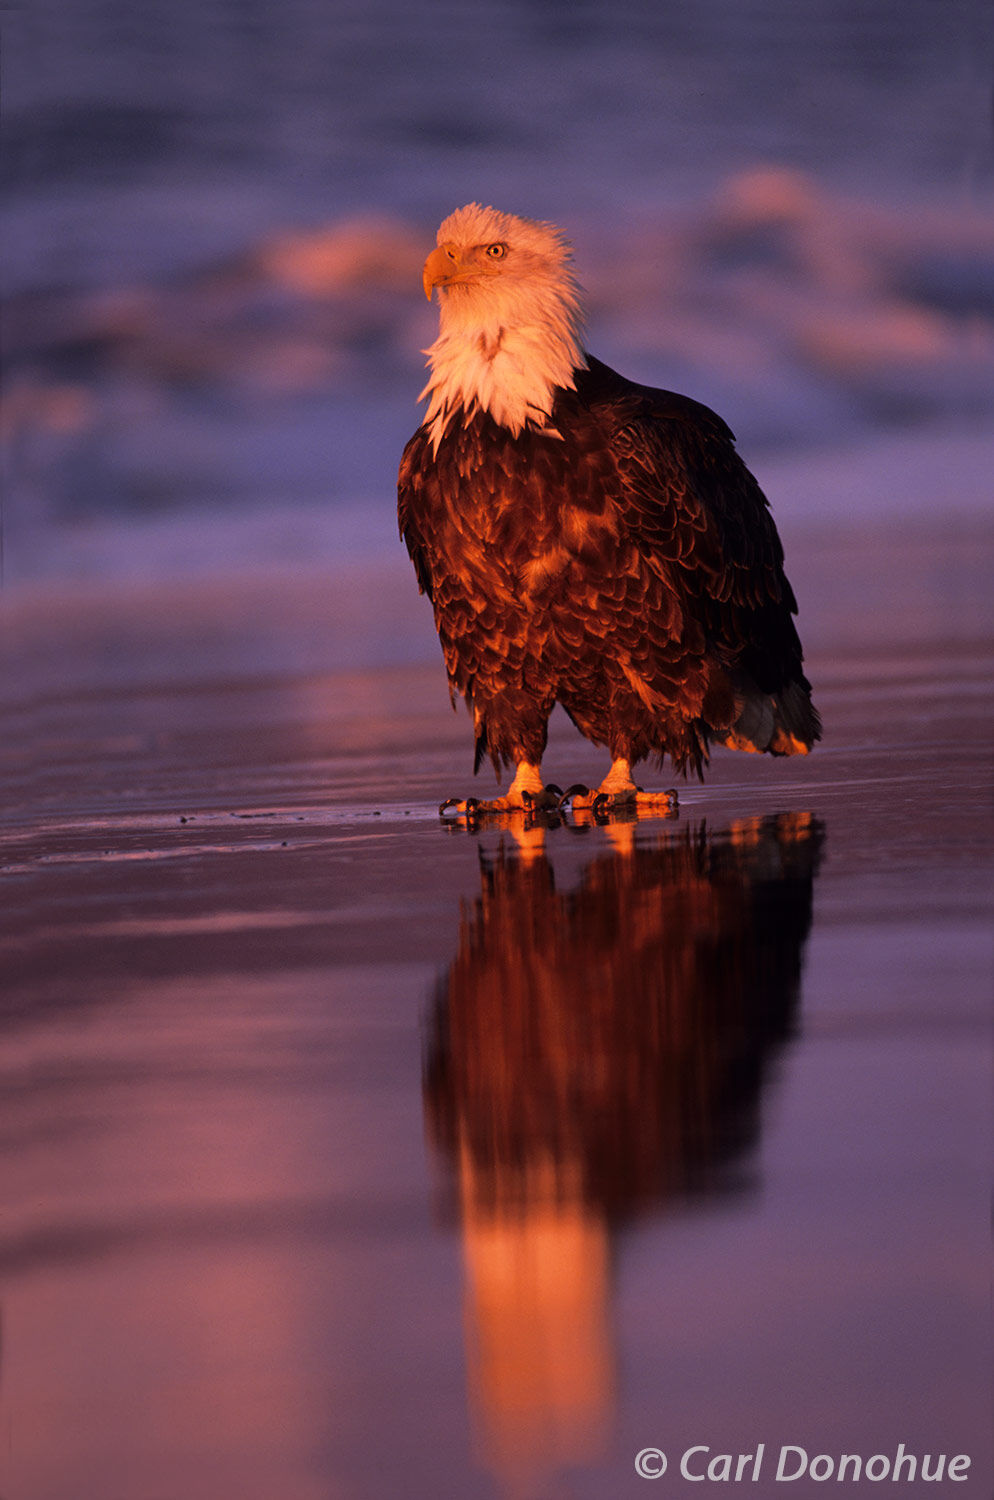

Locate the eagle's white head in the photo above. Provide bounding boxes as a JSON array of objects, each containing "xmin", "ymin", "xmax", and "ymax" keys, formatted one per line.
[{"xmin": 419, "ymin": 203, "xmax": 586, "ymax": 450}]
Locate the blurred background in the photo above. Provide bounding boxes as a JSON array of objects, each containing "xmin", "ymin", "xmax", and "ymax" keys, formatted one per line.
[{"xmin": 4, "ymin": 0, "xmax": 992, "ymax": 607}]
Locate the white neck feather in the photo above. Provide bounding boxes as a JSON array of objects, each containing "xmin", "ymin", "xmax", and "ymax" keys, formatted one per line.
[{"xmin": 419, "ymin": 279, "xmax": 586, "ymax": 451}]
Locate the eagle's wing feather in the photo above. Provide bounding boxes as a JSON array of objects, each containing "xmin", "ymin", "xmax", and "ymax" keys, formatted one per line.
[
  {"xmin": 398, "ymin": 428, "xmax": 437, "ymax": 601},
  {"xmin": 578, "ymin": 361, "xmax": 809, "ymax": 700}
]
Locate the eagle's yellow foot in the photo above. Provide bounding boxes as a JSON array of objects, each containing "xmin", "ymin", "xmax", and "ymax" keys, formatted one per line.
[
  {"xmin": 631, "ymin": 788, "xmax": 679, "ymax": 815},
  {"xmin": 439, "ymin": 787, "xmax": 562, "ymax": 818},
  {"xmin": 560, "ymin": 758, "xmax": 678, "ymax": 818},
  {"xmin": 439, "ymin": 762, "xmax": 562, "ymax": 819},
  {"xmin": 566, "ymin": 787, "xmax": 678, "ymax": 816}
]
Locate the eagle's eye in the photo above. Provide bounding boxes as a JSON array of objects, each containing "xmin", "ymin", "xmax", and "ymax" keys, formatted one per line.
[{"xmin": 485, "ymin": 242, "xmax": 506, "ymax": 259}]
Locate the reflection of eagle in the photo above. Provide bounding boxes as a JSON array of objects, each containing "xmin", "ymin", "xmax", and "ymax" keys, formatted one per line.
[
  {"xmin": 424, "ymin": 814, "xmax": 823, "ymax": 1490},
  {"xmin": 399, "ymin": 204, "xmax": 820, "ymax": 814},
  {"xmin": 425, "ymin": 814, "xmax": 824, "ymax": 1217}
]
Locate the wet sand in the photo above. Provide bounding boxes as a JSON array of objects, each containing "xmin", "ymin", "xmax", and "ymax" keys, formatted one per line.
[{"xmin": 2, "ymin": 522, "xmax": 992, "ymax": 1500}]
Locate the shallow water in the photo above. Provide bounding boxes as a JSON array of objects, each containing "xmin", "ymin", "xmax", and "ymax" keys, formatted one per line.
[{"xmin": 3, "ymin": 579, "xmax": 991, "ymax": 1498}]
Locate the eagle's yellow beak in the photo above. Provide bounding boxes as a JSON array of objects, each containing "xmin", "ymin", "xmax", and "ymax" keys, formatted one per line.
[{"xmin": 423, "ymin": 243, "xmax": 463, "ymax": 299}]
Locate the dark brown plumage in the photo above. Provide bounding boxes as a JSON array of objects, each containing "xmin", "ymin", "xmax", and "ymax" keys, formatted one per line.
[
  {"xmin": 425, "ymin": 813, "xmax": 824, "ymax": 1216},
  {"xmin": 399, "ymin": 204, "xmax": 820, "ymax": 810}
]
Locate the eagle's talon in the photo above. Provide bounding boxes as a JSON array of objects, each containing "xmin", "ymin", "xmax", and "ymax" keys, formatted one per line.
[
  {"xmin": 631, "ymin": 788, "xmax": 680, "ymax": 816},
  {"xmin": 438, "ymin": 788, "xmax": 566, "ymax": 819},
  {"xmin": 524, "ymin": 784, "xmax": 565, "ymax": 811},
  {"xmin": 441, "ymin": 779, "xmax": 674, "ymax": 823},
  {"xmin": 558, "ymin": 783, "xmax": 589, "ymax": 810}
]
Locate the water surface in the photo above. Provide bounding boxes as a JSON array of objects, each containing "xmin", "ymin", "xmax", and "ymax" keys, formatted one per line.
[{"xmin": 3, "ymin": 613, "xmax": 991, "ymax": 1499}]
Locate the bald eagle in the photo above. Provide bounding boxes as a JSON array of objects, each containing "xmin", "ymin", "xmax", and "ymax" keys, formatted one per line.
[{"xmin": 398, "ymin": 204, "xmax": 820, "ymax": 814}]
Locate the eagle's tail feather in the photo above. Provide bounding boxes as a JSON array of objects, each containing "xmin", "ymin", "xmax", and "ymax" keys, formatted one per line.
[
  {"xmin": 718, "ymin": 679, "xmax": 821, "ymax": 757},
  {"xmin": 770, "ymin": 679, "xmax": 822, "ymax": 755}
]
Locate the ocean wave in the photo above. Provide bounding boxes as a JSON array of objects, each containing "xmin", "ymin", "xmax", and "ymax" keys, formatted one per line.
[{"xmin": 3, "ymin": 168, "xmax": 992, "ymax": 586}]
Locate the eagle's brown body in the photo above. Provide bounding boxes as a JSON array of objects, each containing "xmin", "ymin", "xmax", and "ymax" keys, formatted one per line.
[{"xmin": 399, "ymin": 354, "xmax": 818, "ymax": 781}]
